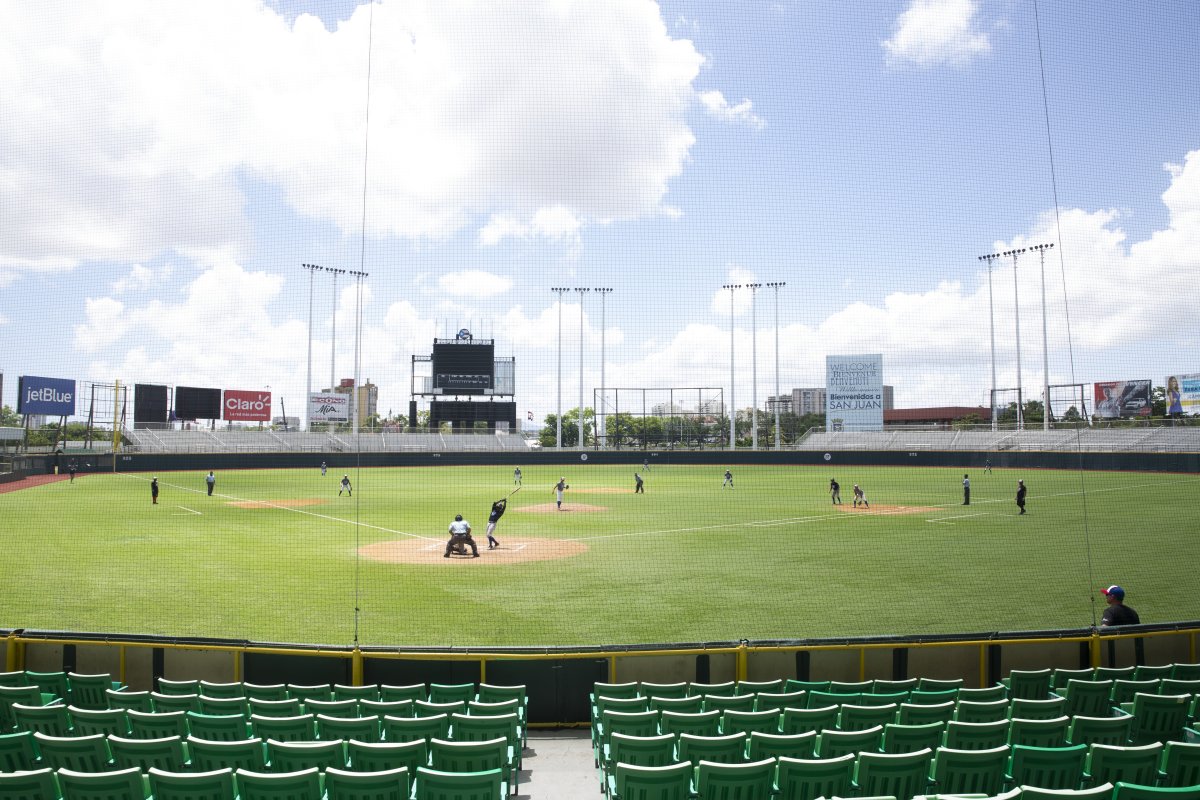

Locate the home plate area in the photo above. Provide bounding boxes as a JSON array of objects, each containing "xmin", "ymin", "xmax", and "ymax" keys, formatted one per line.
[{"xmin": 359, "ymin": 538, "xmax": 587, "ymax": 565}]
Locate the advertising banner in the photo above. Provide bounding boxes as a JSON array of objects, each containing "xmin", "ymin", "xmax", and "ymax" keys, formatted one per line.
[
  {"xmin": 826, "ymin": 354, "xmax": 884, "ymax": 432},
  {"xmin": 1093, "ymin": 379, "xmax": 1152, "ymax": 419},
  {"xmin": 17, "ymin": 375, "xmax": 76, "ymax": 416},
  {"xmin": 309, "ymin": 392, "xmax": 349, "ymax": 423},
  {"xmin": 223, "ymin": 389, "xmax": 272, "ymax": 422},
  {"xmin": 1165, "ymin": 373, "xmax": 1200, "ymax": 416}
]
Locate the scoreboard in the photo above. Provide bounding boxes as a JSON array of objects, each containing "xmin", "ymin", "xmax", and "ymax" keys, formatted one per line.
[{"xmin": 432, "ymin": 339, "xmax": 494, "ymax": 393}]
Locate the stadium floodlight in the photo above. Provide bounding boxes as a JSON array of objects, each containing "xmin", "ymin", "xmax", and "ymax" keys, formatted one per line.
[
  {"xmin": 327, "ymin": 267, "xmax": 347, "ymax": 392},
  {"xmin": 1004, "ymin": 248, "xmax": 1027, "ymax": 429},
  {"xmin": 1029, "ymin": 243, "xmax": 1055, "ymax": 430},
  {"xmin": 977, "ymin": 253, "xmax": 1003, "ymax": 431},
  {"xmin": 349, "ymin": 271, "xmax": 369, "ymax": 436},
  {"xmin": 302, "ymin": 264, "xmax": 323, "ymax": 431},
  {"xmin": 722, "ymin": 284, "xmax": 741, "ymax": 449},
  {"xmin": 595, "ymin": 288, "xmax": 613, "ymax": 448},
  {"xmin": 746, "ymin": 283, "xmax": 762, "ymax": 449},
  {"xmin": 575, "ymin": 287, "xmax": 589, "ymax": 447},
  {"xmin": 767, "ymin": 282, "xmax": 786, "ymax": 449},
  {"xmin": 551, "ymin": 287, "xmax": 570, "ymax": 448}
]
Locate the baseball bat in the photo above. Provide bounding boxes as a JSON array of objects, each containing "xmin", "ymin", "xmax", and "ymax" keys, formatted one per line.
[{"xmin": 507, "ymin": 485, "xmax": 522, "ymax": 498}]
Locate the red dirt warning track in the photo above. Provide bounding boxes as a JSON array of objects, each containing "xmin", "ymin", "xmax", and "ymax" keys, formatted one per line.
[{"xmin": 0, "ymin": 474, "xmax": 71, "ymax": 494}]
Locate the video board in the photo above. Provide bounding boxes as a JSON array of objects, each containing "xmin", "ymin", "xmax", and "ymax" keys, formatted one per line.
[
  {"xmin": 134, "ymin": 383, "xmax": 169, "ymax": 426},
  {"xmin": 175, "ymin": 386, "xmax": 222, "ymax": 420},
  {"xmin": 432, "ymin": 339, "xmax": 494, "ymax": 393}
]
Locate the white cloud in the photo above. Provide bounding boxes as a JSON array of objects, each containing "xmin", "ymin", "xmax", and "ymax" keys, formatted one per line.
[
  {"xmin": 0, "ymin": 1, "xmax": 712, "ymax": 275},
  {"xmin": 698, "ymin": 91, "xmax": 765, "ymax": 130},
  {"xmin": 110, "ymin": 264, "xmax": 160, "ymax": 294},
  {"xmin": 710, "ymin": 267, "xmax": 759, "ymax": 317},
  {"xmin": 883, "ymin": 0, "xmax": 990, "ymax": 67},
  {"xmin": 438, "ymin": 271, "xmax": 513, "ymax": 298}
]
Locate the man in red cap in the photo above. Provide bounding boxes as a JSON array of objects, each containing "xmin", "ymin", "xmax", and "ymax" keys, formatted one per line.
[{"xmin": 1100, "ymin": 585, "xmax": 1140, "ymax": 627}]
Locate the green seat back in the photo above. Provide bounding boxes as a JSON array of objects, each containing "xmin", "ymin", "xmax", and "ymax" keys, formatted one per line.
[
  {"xmin": 449, "ymin": 712, "xmax": 518, "ymax": 748},
  {"xmin": 606, "ymin": 732, "xmax": 677, "ymax": 769},
  {"xmin": 0, "ymin": 730, "xmax": 40, "ymax": 772},
  {"xmin": 839, "ymin": 703, "xmax": 898, "ymax": 732},
  {"xmin": 610, "ymin": 761, "xmax": 693, "ymax": 800},
  {"xmin": 721, "ymin": 709, "xmax": 781, "ymax": 737},
  {"xmin": 958, "ymin": 686, "xmax": 1010, "ymax": 703},
  {"xmin": 247, "ymin": 699, "xmax": 303, "ymax": 719},
  {"xmin": 755, "ymin": 691, "xmax": 807, "ymax": 712},
  {"xmin": 1135, "ymin": 665, "xmax": 1175, "ymax": 682},
  {"xmin": 1007, "ymin": 743, "xmax": 1087, "ymax": 790},
  {"xmin": 694, "ymin": 756, "xmax": 776, "ymax": 799},
  {"xmin": 659, "ymin": 710, "xmax": 721, "ymax": 738},
  {"xmin": 235, "ymin": 766, "xmax": 322, "ymax": 799},
  {"xmin": 648, "ymin": 695, "xmax": 703, "ymax": 716},
  {"xmin": 810, "ymin": 690, "xmax": 858, "ymax": 709},
  {"xmin": 918, "ymin": 678, "xmax": 965, "ymax": 692},
  {"xmin": 333, "ymin": 684, "xmax": 381, "ymax": 702},
  {"xmin": 854, "ymin": 747, "xmax": 935, "ymax": 800},
  {"xmin": 428, "ymin": 683, "xmax": 474, "ymax": 704},
  {"xmin": 1087, "ymin": 743, "xmax": 1164, "ymax": 788},
  {"xmin": 11, "ymin": 702, "xmax": 72, "ymax": 736},
  {"xmin": 474, "ymin": 684, "xmax": 526, "ymax": 707},
  {"xmin": 1114, "ymin": 782, "xmax": 1200, "ymax": 800},
  {"xmin": 186, "ymin": 712, "xmax": 248, "ymax": 742},
  {"xmin": 736, "ymin": 679, "xmax": 784, "ymax": 695},
  {"xmin": 305, "ymin": 699, "xmax": 359, "ymax": 719},
  {"xmin": 676, "ymin": 732, "xmax": 747, "ymax": 766},
  {"xmin": 1010, "ymin": 697, "xmax": 1068, "ymax": 720},
  {"xmin": 774, "ymin": 753, "xmax": 856, "ymax": 800},
  {"xmin": 25, "ymin": 671, "xmax": 70, "ymax": 700},
  {"xmin": 249, "ymin": 713, "xmax": 315, "ymax": 743},
  {"xmin": 899, "ymin": 701, "xmax": 956, "ymax": 726},
  {"xmin": 198, "ymin": 681, "xmax": 244, "ymax": 699},
  {"xmin": 1053, "ymin": 669, "xmax": 1097, "ymax": 690},
  {"xmin": 197, "ymin": 696, "xmax": 250, "ymax": 719},
  {"xmin": 68, "ymin": 673, "xmax": 119, "ymax": 710},
  {"xmin": 781, "ymin": 705, "xmax": 839, "ymax": 736},
  {"xmin": 381, "ymin": 713, "xmax": 448, "ymax": 743},
  {"xmin": 186, "ymin": 735, "xmax": 266, "ymax": 772},
  {"xmin": 1161, "ymin": 741, "xmax": 1200, "ymax": 788},
  {"xmin": 1067, "ymin": 715, "xmax": 1133, "ymax": 747},
  {"xmin": 378, "ymin": 684, "xmax": 426, "ymax": 704},
  {"xmin": 932, "ymin": 744, "xmax": 1010, "ymax": 796},
  {"xmin": 108, "ymin": 733, "xmax": 188, "ymax": 772},
  {"xmin": 148, "ymin": 766, "xmax": 237, "ymax": 800},
  {"xmin": 324, "ymin": 765, "xmax": 411, "ymax": 800},
  {"xmin": 909, "ymin": 689, "xmax": 961, "ymax": 706},
  {"xmin": 106, "ymin": 691, "xmax": 154, "ymax": 714},
  {"xmin": 1061, "ymin": 680, "xmax": 1115, "ymax": 718},
  {"xmin": 150, "ymin": 693, "xmax": 199, "ymax": 714},
  {"xmin": 689, "ymin": 681, "xmax": 736, "ymax": 698},
  {"xmin": 243, "ymin": 684, "xmax": 289, "ymax": 702},
  {"xmin": 285, "ymin": 684, "xmax": 333, "ymax": 704},
  {"xmin": 414, "ymin": 766, "xmax": 506, "ymax": 800},
  {"xmin": 267, "ymin": 738, "xmax": 347, "ymax": 772},
  {"xmin": 944, "ymin": 719, "xmax": 1010, "ymax": 751},
  {"xmin": 56, "ymin": 765, "xmax": 145, "ymax": 800},
  {"xmin": 817, "ymin": 724, "xmax": 883, "ymax": 759},
  {"xmin": 33, "ymin": 731, "xmax": 112, "ymax": 772},
  {"xmin": 428, "ymin": 736, "xmax": 507, "ymax": 776},
  {"xmin": 127, "ymin": 710, "xmax": 188, "ymax": 740},
  {"xmin": 361, "ymin": 700, "xmax": 415, "ymax": 719},
  {"xmin": 348, "ymin": 738, "xmax": 428, "ymax": 775},
  {"xmin": 156, "ymin": 679, "xmax": 199, "ymax": 696},
  {"xmin": 1020, "ymin": 782, "xmax": 1114, "ymax": 800},
  {"xmin": 1005, "ymin": 669, "xmax": 1053, "ymax": 701},
  {"xmin": 747, "ymin": 730, "xmax": 816, "ymax": 760},
  {"xmin": 703, "ymin": 694, "xmax": 756, "ymax": 713},
  {"xmin": 1127, "ymin": 693, "xmax": 1190, "ymax": 745},
  {"xmin": 317, "ymin": 714, "xmax": 381, "ymax": 744},
  {"xmin": 882, "ymin": 721, "xmax": 945, "ymax": 754},
  {"xmin": 1009, "ymin": 716, "xmax": 1070, "ymax": 749},
  {"xmin": 0, "ymin": 767, "xmax": 60, "ymax": 800},
  {"xmin": 1112, "ymin": 680, "xmax": 1160, "ymax": 705}
]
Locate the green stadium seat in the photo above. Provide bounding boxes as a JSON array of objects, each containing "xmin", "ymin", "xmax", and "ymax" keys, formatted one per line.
[
  {"xmin": 959, "ymin": 686, "xmax": 1011, "ymax": 703},
  {"xmin": 0, "ymin": 767, "xmax": 61, "ymax": 800},
  {"xmin": 694, "ymin": 756, "xmax": 776, "ymax": 797},
  {"xmin": 1173, "ymin": 665, "xmax": 1200, "ymax": 681},
  {"xmin": 900, "ymin": 701, "xmax": 957, "ymax": 726},
  {"xmin": 242, "ymin": 683, "xmax": 289, "ymax": 702},
  {"xmin": 1067, "ymin": 714, "xmax": 1134, "ymax": 747},
  {"xmin": 873, "ymin": 679, "xmax": 919, "ymax": 695},
  {"xmin": 428, "ymin": 737, "xmax": 511, "ymax": 793},
  {"xmin": 149, "ymin": 693, "xmax": 199, "ymax": 715},
  {"xmin": 414, "ymin": 700, "xmax": 466, "ymax": 718},
  {"xmin": 1006, "ymin": 744, "xmax": 1088, "ymax": 791},
  {"xmin": 333, "ymin": 684, "xmax": 381, "ymax": 702},
  {"xmin": 1053, "ymin": 670, "xmax": 1097, "ymax": 691},
  {"xmin": 774, "ymin": 753, "xmax": 856, "ymax": 800},
  {"xmin": 703, "ymin": 693, "xmax": 756, "ymax": 713},
  {"xmin": 676, "ymin": 731, "xmax": 748, "ymax": 766},
  {"xmin": 840, "ymin": 703, "xmax": 899, "ymax": 732},
  {"xmin": 0, "ymin": 730, "xmax": 41, "ymax": 772},
  {"xmin": 324, "ymin": 765, "xmax": 411, "ymax": 800},
  {"xmin": 108, "ymin": 733, "xmax": 188, "ymax": 772},
  {"xmin": 853, "ymin": 746, "xmax": 935, "ymax": 800},
  {"xmin": 0, "ymin": 671, "xmax": 28, "ymax": 687},
  {"xmin": 957, "ymin": 700, "xmax": 1011, "ymax": 724},
  {"xmin": 196, "ymin": 696, "xmax": 250, "ymax": 718},
  {"xmin": 156, "ymin": 679, "xmax": 199, "ymax": 696},
  {"xmin": 448, "ymin": 712, "xmax": 520, "ymax": 773},
  {"xmin": 12, "ymin": 702, "xmax": 73, "ymax": 736},
  {"xmin": 920, "ymin": 679, "xmax": 966, "ymax": 692},
  {"xmin": 639, "ymin": 682, "xmax": 688, "ymax": 699},
  {"xmin": 648, "ymin": 695, "xmax": 703, "ymax": 716},
  {"xmin": 1059, "ymin": 681, "xmax": 1115, "ymax": 718},
  {"xmin": 246, "ymin": 699, "xmax": 304, "ymax": 719},
  {"xmin": 1003, "ymin": 670, "xmax": 1054, "ymax": 701},
  {"xmin": 127, "ymin": 710, "xmax": 188, "ymax": 740},
  {"xmin": 594, "ymin": 695, "xmax": 650, "ymax": 720},
  {"xmin": 830, "ymin": 680, "xmax": 875, "ymax": 694},
  {"xmin": 249, "ymin": 713, "xmax": 315, "ymax": 743},
  {"xmin": 882, "ymin": 721, "xmax": 945, "ymax": 754},
  {"xmin": 811, "ymin": 690, "xmax": 859, "ymax": 708},
  {"xmin": 862, "ymin": 691, "xmax": 912, "ymax": 708},
  {"xmin": 285, "ymin": 684, "xmax": 333, "ymax": 704},
  {"xmin": 782, "ymin": 705, "xmax": 840, "ymax": 736},
  {"xmin": 607, "ymin": 761, "xmax": 692, "ymax": 800},
  {"xmin": 596, "ymin": 709, "xmax": 661, "ymax": 767},
  {"xmin": 361, "ymin": 699, "xmax": 415, "ymax": 719},
  {"xmin": 148, "ymin": 766, "xmax": 237, "ymax": 800},
  {"xmin": 428, "ymin": 683, "xmax": 474, "ymax": 704},
  {"xmin": 1121, "ymin": 693, "xmax": 1191, "ymax": 745},
  {"xmin": 1112, "ymin": 681, "xmax": 1161, "ymax": 705},
  {"xmin": 266, "ymin": 737, "xmax": 347, "ymax": 772},
  {"xmin": 756, "ymin": 690, "xmax": 807, "ymax": 712},
  {"xmin": 1084, "ymin": 743, "xmax": 1164, "ymax": 788},
  {"xmin": 931, "ymin": 744, "xmax": 1011, "ymax": 796},
  {"xmin": 198, "ymin": 681, "xmax": 244, "ymax": 699},
  {"xmin": 305, "ymin": 698, "xmax": 360, "ymax": 719},
  {"xmin": 1009, "ymin": 716, "xmax": 1071, "ymax": 749},
  {"xmin": 736, "ymin": 679, "xmax": 784, "ymax": 695},
  {"xmin": 817, "ymin": 724, "xmax": 884, "ymax": 758},
  {"xmin": 1159, "ymin": 741, "xmax": 1200, "ymax": 787},
  {"xmin": 55, "ymin": 766, "xmax": 146, "ymax": 800},
  {"xmin": 722, "ymin": 708, "xmax": 782, "ymax": 736},
  {"xmin": 474, "ymin": 684, "xmax": 526, "ymax": 709},
  {"xmin": 1113, "ymin": 782, "xmax": 1200, "ymax": 800},
  {"xmin": 1161, "ymin": 680, "xmax": 1200, "ymax": 697},
  {"xmin": 68, "ymin": 673, "xmax": 122, "ymax": 710},
  {"xmin": 381, "ymin": 713, "xmax": 449, "ymax": 744},
  {"xmin": 785, "ymin": 680, "xmax": 832, "ymax": 694},
  {"xmin": 747, "ymin": 730, "xmax": 817, "ymax": 760},
  {"xmin": 185, "ymin": 712, "xmax": 248, "ymax": 741},
  {"xmin": 379, "ymin": 684, "xmax": 427, "ymax": 704},
  {"xmin": 601, "ymin": 732, "xmax": 677, "ymax": 793},
  {"xmin": 1135, "ymin": 666, "xmax": 1176, "ymax": 682},
  {"xmin": 689, "ymin": 681, "xmax": 736, "ymax": 697},
  {"xmin": 316, "ymin": 714, "xmax": 382, "ymax": 743},
  {"xmin": 235, "ymin": 767, "xmax": 322, "ymax": 799},
  {"xmin": 347, "ymin": 738, "xmax": 428, "ymax": 775},
  {"xmin": 105, "ymin": 690, "xmax": 153, "ymax": 714},
  {"xmin": 1018, "ymin": 782, "xmax": 1114, "ymax": 800},
  {"xmin": 72, "ymin": 704, "xmax": 130, "ymax": 738},
  {"xmin": 1011, "ymin": 698, "xmax": 1068, "ymax": 721},
  {"xmin": 25, "ymin": 671, "xmax": 70, "ymax": 701},
  {"xmin": 0, "ymin": 685, "xmax": 61, "ymax": 733},
  {"xmin": 944, "ymin": 720, "xmax": 1010, "ymax": 751},
  {"xmin": 1094, "ymin": 668, "xmax": 1136, "ymax": 682},
  {"xmin": 659, "ymin": 709, "xmax": 722, "ymax": 738},
  {"xmin": 911, "ymin": 690, "xmax": 963, "ymax": 706},
  {"xmin": 185, "ymin": 736, "xmax": 266, "ymax": 772},
  {"xmin": 34, "ymin": 731, "xmax": 113, "ymax": 772}
]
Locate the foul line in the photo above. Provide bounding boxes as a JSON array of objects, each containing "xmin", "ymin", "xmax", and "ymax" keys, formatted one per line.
[{"xmin": 177, "ymin": 506, "xmax": 202, "ymax": 516}]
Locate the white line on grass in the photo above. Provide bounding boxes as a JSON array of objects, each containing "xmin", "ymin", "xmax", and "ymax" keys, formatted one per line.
[
  {"xmin": 177, "ymin": 506, "xmax": 202, "ymax": 516},
  {"xmin": 927, "ymin": 512, "xmax": 990, "ymax": 525}
]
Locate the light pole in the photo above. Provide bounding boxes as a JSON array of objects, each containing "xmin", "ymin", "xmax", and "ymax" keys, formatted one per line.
[
  {"xmin": 551, "ymin": 287, "xmax": 570, "ymax": 448},
  {"xmin": 977, "ymin": 253, "xmax": 1003, "ymax": 431},
  {"xmin": 350, "ymin": 270, "xmax": 368, "ymax": 436},
  {"xmin": 723, "ymin": 284, "xmax": 741, "ymax": 449},
  {"xmin": 746, "ymin": 283, "xmax": 762, "ymax": 449},
  {"xmin": 767, "ymin": 281, "xmax": 786, "ymax": 449},
  {"xmin": 574, "ymin": 287, "xmax": 589, "ymax": 447},
  {"xmin": 595, "ymin": 287, "xmax": 613, "ymax": 448},
  {"xmin": 1030, "ymin": 243, "xmax": 1054, "ymax": 430},
  {"xmin": 1005, "ymin": 248, "xmax": 1026, "ymax": 429},
  {"xmin": 302, "ymin": 263, "xmax": 322, "ymax": 431},
  {"xmin": 329, "ymin": 267, "xmax": 346, "ymax": 391}
]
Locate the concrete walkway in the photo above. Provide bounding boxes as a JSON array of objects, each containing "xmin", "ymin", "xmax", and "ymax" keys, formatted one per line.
[{"xmin": 518, "ymin": 729, "xmax": 597, "ymax": 799}]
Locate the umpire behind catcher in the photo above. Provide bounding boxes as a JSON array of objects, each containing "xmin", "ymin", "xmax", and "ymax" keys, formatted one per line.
[{"xmin": 444, "ymin": 514, "xmax": 479, "ymax": 558}]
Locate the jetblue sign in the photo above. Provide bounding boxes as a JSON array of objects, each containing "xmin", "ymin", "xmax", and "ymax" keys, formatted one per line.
[{"xmin": 18, "ymin": 375, "xmax": 77, "ymax": 416}]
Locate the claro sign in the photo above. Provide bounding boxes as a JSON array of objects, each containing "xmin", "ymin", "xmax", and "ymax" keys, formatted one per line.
[{"xmin": 223, "ymin": 389, "xmax": 272, "ymax": 421}]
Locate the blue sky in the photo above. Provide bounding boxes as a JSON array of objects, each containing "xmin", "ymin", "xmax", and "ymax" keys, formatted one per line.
[{"xmin": 1, "ymin": 0, "xmax": 1198, "ymax": 423}]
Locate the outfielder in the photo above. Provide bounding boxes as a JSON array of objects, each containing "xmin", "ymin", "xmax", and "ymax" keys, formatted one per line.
[
  {"xmin": 722, "ymin": 469, "xmax": 734, "ymax": 489},
  {"xmin": 445, "ymin": 514, "xmax": 479, "ymax": 558}
]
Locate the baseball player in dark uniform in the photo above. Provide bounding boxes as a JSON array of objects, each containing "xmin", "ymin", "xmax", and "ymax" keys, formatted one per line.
[
  {"xmin": 339, "ymin": 474, "xmax": 352, "ymax": 496},
  {"xmin": 634, "ymin": 473, "xmax": 644, "ymax": 494},
  {"xmin": 830, "ymin": 478, "xmax": 842, "ymax": 505},
  {"xmin": 1016, "ymin": 479, "xmax": 1027, "ymax": 514},
  {"xmin": 554, "ymin": 478, "xmax": 567, "ymax": 509},
  {"xmin": 485, "ymin": 499, "xmax": 506, "ymax": 549},
  {"xmin": 722, "ymin": 469, "xmax": 734, "ymax": 489},
  {"xmin": 962, "ymin": 474, "xmax": 970, "ymax": 505},
  {"xmin": 151, "ymin": 477, "xmax": 159, "ymax": 505}
]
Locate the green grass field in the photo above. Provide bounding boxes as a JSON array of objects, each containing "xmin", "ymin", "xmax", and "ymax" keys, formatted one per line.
[{"xmin": 4, "ymin": 463, "xmax": 1198, "ymax": 646}]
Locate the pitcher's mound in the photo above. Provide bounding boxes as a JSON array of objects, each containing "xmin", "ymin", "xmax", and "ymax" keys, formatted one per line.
[
  {"xmin": 836, "ymin": 504, "xmax": 939, "ymax": 515},
  {"xmin": 516, "ymin": 503, "xmax": 607, "ymax": 514},
  {"xmin": 360, "ymin": 539, "xmax": 587, "ymax": 565}
]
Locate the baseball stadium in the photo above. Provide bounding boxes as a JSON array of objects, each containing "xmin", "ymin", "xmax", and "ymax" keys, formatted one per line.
[{"xmin": 3, "ymin": 3, "xmax": 1200, "ymax": 799}]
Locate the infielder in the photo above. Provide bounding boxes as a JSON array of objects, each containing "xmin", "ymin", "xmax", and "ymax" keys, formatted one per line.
[
  {"xmin": 830, "ymin": 478, "xmax": 842, "ymax": 505},
  {"xmin": 513, "ymin": 467, "xmax": 522, "ymax": 485},
  {"xmin": 722, "ymin": 469, "xmax": 734, "ymax": 489},
  {"xmin": 852, "ymin": 484, "xmax": 869, "ymax": 508},
  {"xmin": 339, "ymin": 474, "xmax": 352, "ymax": 496}
]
